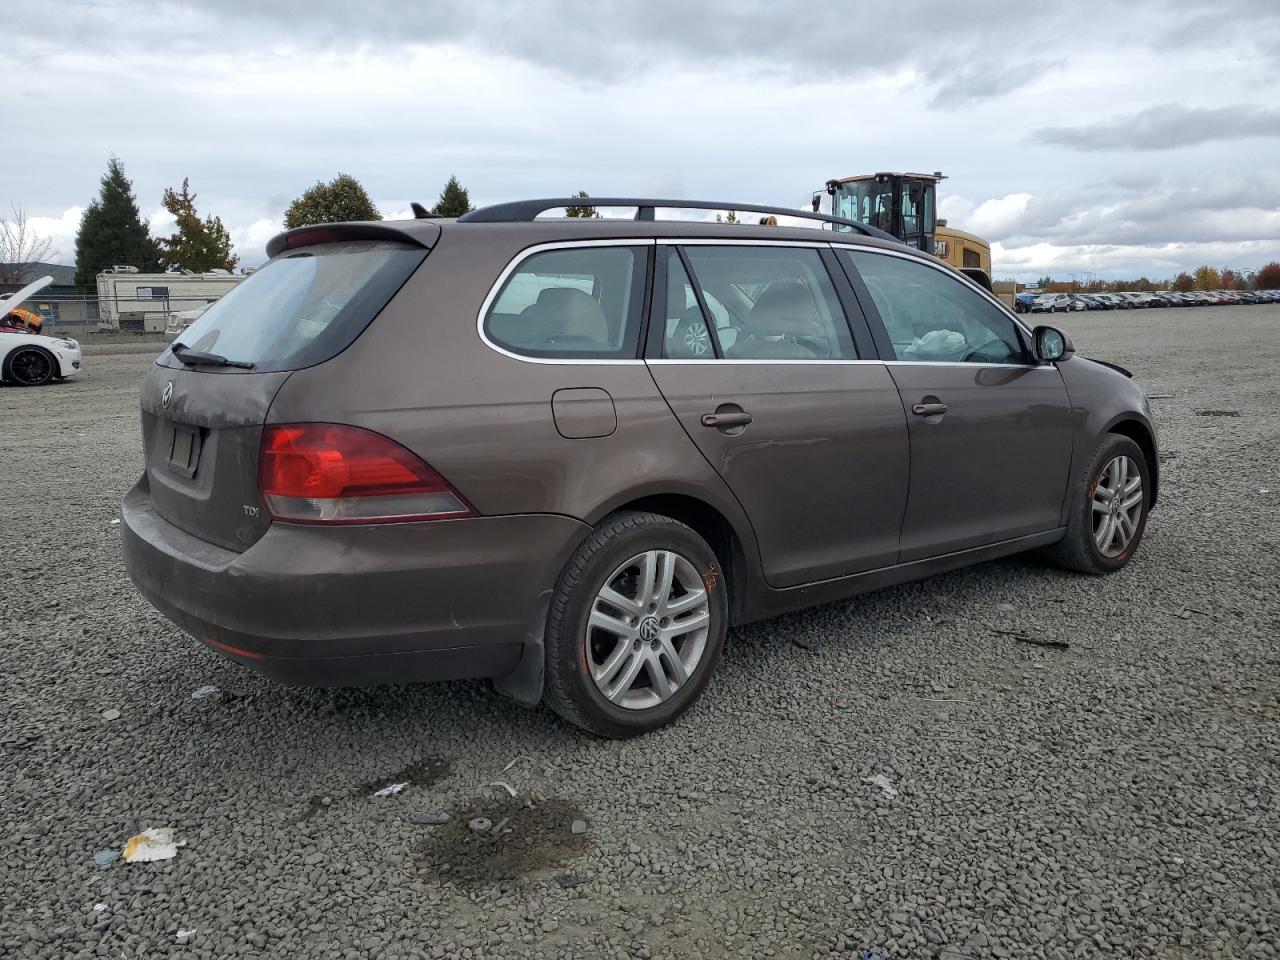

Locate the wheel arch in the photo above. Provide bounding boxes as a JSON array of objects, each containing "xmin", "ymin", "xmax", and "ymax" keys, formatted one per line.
[
  {"xmin": 1, "ymin": 343, "xmax": 58, "ymax": 385},
  {"xmin": 1106, "ymin": 416, "xmax": 1159, "ymax": 507},
  {"xmin": 598, "ymin": 492, "xmax": 754, "ymax": 626}
]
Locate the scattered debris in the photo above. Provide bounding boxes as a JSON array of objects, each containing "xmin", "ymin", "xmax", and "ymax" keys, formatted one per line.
[
  {"xmin": 1144, "ymin": 393, "xmax": 1173, "ymax": 399},
  {"xmin": 410, "ymin": 812, "xmax": 450, "ymax": 826},
  {"xmin": 920, "ymin": 697, "xmax": 974, "ymax": 703},
  {"xmin": 992, "ymin": 627, "xmax": 1070, "ymax": 650},
  {"xmin": 864, "ymin": 774, "xmax": 897, "ymax": 799},
  {"xmin": 861, "ymin": 949, "xmax": 891, "ymax": 960},
  {"xmin": 554, "ymin": 873, "xmax": 590, "ymax": 889},
  {"xmin": 1159, "ymin": 451, "xmax": 1180, "ymax": 462},
  {"xmin": 191, "ymin": 684, "xmax": 219, "ymax": 700},
  {"xmin": 790, "ymin": 635, "xmax": 819, "ymax": 651},
  {"xmin": 1260, "ymin": 488, "xmax": 1271, "ymax": 494},
  {"xmin": 176, "ymin": 929, "xmax": 196, "ymax": 945},
  {"xmin": 372, "ymin": 782, "xmax": 408, "ymax": 797},
  {"xmin": 1170, "ymin": 855, "xmax": 1185, "ymax": 865},
  {"xmin": 570, "ymin": 819, "xmax": 588, "ymax": 835},
  {"xmin": 101, "ymin": 708, "xmax": 121, "ymax": 722},
  {"xmin": 491, "ymin": 816, "xmax": 511, "ymax": 834},
  {"xmin": 489, "ymin": 780, "xmax": 518, "ymax": 798},
  {"xmin": 1195, "ymin": 410, "xmax": 1240, "ymax": 417},
  {"xmin": 122, "ymin": 828, "xmax": 182, "ymax": 863},
  {"xmin": 109, "ymin": 518, "xmax": 120, "ymax": 525},
  {"xmin": 93, "ymin": 849, "xmax": 119, "ymax": 866},
  {"xmin": 502, "ymin": 755, "xmax": 534, "ymax": 772},
  {"xmin": 468, "ymin": 817, "xmax": 493, "ymax": 833},
  {"xmin": 996, "ymin": 602, "xmax": 1015, "ymax": 613},
  {"xmin": 93, "ymin": 903, "xmax": 109, "ymax": 913},
  {"xmin": 1169, "ymin": 605, "xmax": 1211, "ymax": 620}
]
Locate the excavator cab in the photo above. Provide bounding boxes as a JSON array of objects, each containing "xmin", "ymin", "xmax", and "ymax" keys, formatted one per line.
[{"xmin": 816, "ymin": 172, "xmax": 942, "ymax": 255}]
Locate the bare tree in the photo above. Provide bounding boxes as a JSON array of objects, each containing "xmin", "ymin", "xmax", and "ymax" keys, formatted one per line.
[{"xmin": 0, "ymin": 205, "xmax": 55, "ymax": 284}]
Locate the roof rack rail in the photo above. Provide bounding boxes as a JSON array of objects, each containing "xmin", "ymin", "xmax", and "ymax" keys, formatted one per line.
[{"xmin": 456, "ymin": 197, "xmax": 896, "ymax": 240}]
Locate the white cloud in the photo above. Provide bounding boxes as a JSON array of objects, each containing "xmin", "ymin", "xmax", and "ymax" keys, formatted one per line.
[{"xmin": 24, "ymin": 207, "xmax": 82, "ymax": 265}]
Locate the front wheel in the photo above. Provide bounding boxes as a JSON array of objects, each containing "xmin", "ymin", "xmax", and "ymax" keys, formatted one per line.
[
  {"xmin": 542, "ymin": 511, "xmax": 728, "ymax": 737},
  {"xmin": 3, "ymin": 346, "xmax": 57, "ymax": 386},
  {"xmin": 1046, "ymin": 434, "xmax": 1150, "ymax": 574}
]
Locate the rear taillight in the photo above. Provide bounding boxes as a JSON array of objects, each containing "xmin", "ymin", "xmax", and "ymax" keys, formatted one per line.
[{"xmin": 258, "ymin": 423, "xmax": 475, "ymax": 524}]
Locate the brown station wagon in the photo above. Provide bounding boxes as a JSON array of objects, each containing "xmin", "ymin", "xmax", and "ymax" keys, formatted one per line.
[{"xmin": 121, "ymin": 198, "xmax": 1158, "ymax": 736}]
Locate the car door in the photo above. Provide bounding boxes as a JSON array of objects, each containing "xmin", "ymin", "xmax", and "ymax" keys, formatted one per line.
[
  {"xmin": 837, "ymin": 248, "xmax": 1073, "ymax": 563},
  {"xmin": 645, "ymin": 243, "xmax": 910, "ymax": 588}
]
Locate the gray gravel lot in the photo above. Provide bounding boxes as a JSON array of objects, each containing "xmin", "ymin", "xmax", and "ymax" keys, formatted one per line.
[{"xmin": 2, "ymin": 306, "xmax": 1278, "ymax": 959}]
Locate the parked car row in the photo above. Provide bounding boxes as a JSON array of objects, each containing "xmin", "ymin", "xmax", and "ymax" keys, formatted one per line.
[{"xmin": 1017, "ymin": 289, "xmax": 1280, "ymax": 313}]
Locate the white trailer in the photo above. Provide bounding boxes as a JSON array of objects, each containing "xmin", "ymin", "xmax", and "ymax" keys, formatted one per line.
[{"xmin": 95, "ymin": 266, "xmax": 245, "ymax": 332}]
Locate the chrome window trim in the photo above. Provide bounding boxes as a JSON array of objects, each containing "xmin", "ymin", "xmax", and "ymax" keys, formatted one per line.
[
  {"xmin": 476, "ymin": 238, "xmax": 654, "ymax": 366},
  {"xmin": 646, "ymin": 358, "xmax": 885, "ymax": 366},
  {"xmin": 827, "ymin": 241, "xmax": 1035, "ymax": 337},
  {"xmin": 657, "ymin": 238, "xmax": 832, "ymax": 248},
  {"xmin": 882, "ymin": 360, "xmax": 1055, "ymax": 371}
]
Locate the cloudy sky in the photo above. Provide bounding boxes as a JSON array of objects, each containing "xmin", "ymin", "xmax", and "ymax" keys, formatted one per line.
[{"xmin": 6, "ymin": 0, "xmax": 1279, "ymax": 280}]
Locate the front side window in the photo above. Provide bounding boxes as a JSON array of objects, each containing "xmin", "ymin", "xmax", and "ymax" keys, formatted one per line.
[
  {"xmin": 679, "ymin": 246, "xmax": 857, "ymax": 360},
  {"xmin": 841, "ymin": 250, "xmax": 1029, "ymax": 364},
  {"xmin": 485, "ymin": 246, "xmax": 646, "ymax": 359}
]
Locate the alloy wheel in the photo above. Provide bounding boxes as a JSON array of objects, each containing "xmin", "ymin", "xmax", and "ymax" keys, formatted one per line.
[
  {"xmin": 10, "ymin": 348, "xmax": 53, "ymax": 385},
  {"xmin": 1091, "ymin": 455, "xmax": 1143, "ymax": 557},
  {"xmin": 586, "ymin": 549, "xmax": 711, "ymax": 709}
]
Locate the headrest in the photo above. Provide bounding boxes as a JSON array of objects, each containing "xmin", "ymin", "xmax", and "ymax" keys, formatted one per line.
[
  {"xmin": 531, "ymin": 287, "xmax": 609, "ymax": 344},
  {"xmin": 745, "ymin": 282, "xmax": 816, "ymax": 337}
]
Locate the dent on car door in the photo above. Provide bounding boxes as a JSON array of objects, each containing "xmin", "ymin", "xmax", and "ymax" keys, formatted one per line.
[
  {"xmin": 838, "ymin": 249, "xmax": 1074, "ymax": 562},
  {"xmin": 644, "ymin": 244, "xmax": 910, "ymax": 588}
]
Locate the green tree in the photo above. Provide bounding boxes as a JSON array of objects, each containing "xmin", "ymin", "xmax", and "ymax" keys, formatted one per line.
[
  {"xmin": 1192, "ymin": 265, "xmax": 1222, "ymax": 290},
  {"xmin": 74, "ymin": 157, "xmax": 161, "ymax": 288},
  {"xmin": 1254, "ymin": 262, "xmax": 1280, "ymax": 289},
  {"xmin": 283, "ymin": 173, "xmax": 382, "ymax": 229},
  {"xmin": 564, "ymin": 191, "xmax": 598, "ymax": 218},
  {"xmin": 158, "ymin": 178, "xmax": 238, "ymax": 272},
  {"xmin": 431, "ymin": 175, "xmax": 474, "ymax": 218},
  {"xmin": 1171, "ymin": 271, "xmax": 1194, "ymax": 292}
]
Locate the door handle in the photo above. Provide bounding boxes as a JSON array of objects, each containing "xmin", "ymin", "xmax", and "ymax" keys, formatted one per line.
[
  {"xmin": 701, "ymin": 411, "xmax": 753, "ymax": 428},
  {"xmin": 911, "ymin": 402, "xmax": 948, "ymax": 417}
]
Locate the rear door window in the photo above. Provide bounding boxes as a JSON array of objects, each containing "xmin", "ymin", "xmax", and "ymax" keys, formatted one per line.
[
  {"xmin": 484, "ymin": 245, "xmax": 648, "ymax": 359},
  {"xmin": 675, "ymin": 245, "xmax": 857, "ymax": 360},
  {"xmin": 163, "ymin": 240, "xmax": 426, "ymax": 373}
]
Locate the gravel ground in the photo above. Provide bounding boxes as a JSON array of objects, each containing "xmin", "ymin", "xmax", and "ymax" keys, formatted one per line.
[{"xmin": 2, "ymin": 305, "xmax": 1278, "ymax": 960}]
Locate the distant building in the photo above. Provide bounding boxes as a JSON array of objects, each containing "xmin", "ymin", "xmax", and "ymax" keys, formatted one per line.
[{"xmin": 95, "ymin": 266, "xmax": 245, "ymax": 332}]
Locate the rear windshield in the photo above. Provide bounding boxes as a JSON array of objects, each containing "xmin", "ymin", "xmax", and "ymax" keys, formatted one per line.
[{"xmin": 162, "ymin": 240, "xmax": 426, "ymax": 372}]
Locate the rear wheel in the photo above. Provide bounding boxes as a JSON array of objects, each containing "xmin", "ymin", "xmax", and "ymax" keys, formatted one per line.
[
  {"xmin": 1046, "ymin": 434, "xmax": 1150, "ymax": 574},
  {"xmin": 3, "ymin": 346, "xmax": 57, "ymax": 386},
  {"xmin": 543, "ymin": 511, "xmax": 728, "ymax": 738}
]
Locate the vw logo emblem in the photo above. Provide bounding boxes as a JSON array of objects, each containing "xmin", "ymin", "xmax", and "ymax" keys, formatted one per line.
[
  {"xmin": 162, "ymin": 380, "xmax": 174, "ymax": 409},
  {"xmin": 639, "ymin": 617, "xmax": 660, "ymax": 642}
]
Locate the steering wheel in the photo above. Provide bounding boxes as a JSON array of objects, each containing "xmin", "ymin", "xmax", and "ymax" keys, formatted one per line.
[{"xmin": 961, "ymin": 338, "xmax": 1009, "ymax": 364}]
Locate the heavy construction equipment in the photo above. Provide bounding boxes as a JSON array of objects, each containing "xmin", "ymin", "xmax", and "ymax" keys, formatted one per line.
[{"xmin": 815, "ymin": 172, "xmax": 995, "ymax": 292}]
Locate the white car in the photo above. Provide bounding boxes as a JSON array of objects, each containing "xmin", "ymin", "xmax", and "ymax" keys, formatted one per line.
[
  {"xmin": 1030, "ymin": 293, "xmax": 1071, "ymax": 313},
  {"xmin": 0, "ymin": 276, "xmax": 82, "ymax": 386}
]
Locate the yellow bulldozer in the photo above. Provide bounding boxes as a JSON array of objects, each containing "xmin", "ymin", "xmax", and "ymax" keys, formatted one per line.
[{"xmin": 815, "ymin": 172, "xmax": 1000, "ymax": 298}]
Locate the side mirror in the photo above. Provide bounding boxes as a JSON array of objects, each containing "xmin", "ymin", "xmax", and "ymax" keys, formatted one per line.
[{"xmin": 1033, "ymin": 325, "xmax": 1074, "ymax": 362}]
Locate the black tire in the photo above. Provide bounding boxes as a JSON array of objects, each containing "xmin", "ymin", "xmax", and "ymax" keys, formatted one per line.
[
  {"xmin": 3, "ymin": 346, "xmax": 57, "ymax": 386},
  {"xmin": 1046, "ymin": 433, "xmax": 1151, "ymax": 575},
  {"xmin": 542, "ymin": 510, "xmax": 728, "ymax": 738}
]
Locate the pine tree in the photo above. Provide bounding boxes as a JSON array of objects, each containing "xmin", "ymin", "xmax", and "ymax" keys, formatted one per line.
[
  {"xmin": 284, "ymin": 173, "xmax": 382, "ymax": 228},
  {"xmin": 158, "ymin": 178, "xmax": 238, "ymax": 272},
  {"xmin": 432, "ymin": 175, "xmax": 474, "ymax": 218},
  {"xmin": 74, "ymin": 157, "xmax": 161, "ymax": 288},
  {"xmin": 564, "ymin": 191, "xmax": 598, "ymax": 218}
]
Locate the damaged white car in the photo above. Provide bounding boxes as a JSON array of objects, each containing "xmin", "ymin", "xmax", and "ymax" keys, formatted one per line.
[{"xmin": 0, "ymin": 276, "xmax": 82, "ymax": 386}]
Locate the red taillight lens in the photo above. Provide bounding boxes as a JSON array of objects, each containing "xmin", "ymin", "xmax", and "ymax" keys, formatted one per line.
[{"xmin": 258, "ymin": 423, "xmax": 475, "ymax": 524}]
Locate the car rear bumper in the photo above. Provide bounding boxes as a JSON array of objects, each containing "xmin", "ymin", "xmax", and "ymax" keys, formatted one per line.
[{"xmin": 120, "ymin": 476, "xmax": 590, "ymax": 686}]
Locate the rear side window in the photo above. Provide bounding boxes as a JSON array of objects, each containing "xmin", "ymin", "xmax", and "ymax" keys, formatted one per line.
[
  {"xmin": 485, "ymin": 246, "xmax": 647, "ymax": 359},
  {"xmin": 167, "ymin": 240, "xmax": 426, "ymax": 373}
]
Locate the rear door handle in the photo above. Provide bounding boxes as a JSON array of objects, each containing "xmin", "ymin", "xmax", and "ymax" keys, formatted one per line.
[
  {"xmin": 911, "ymin": 402, "xmax": 948, "ymax": 416},
  {"xmin": 701, "ymin": 411, "xmax": 753, "ymax": 428}
]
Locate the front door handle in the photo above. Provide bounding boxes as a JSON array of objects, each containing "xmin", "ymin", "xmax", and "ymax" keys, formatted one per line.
[
  {"xmin": 912, "ymin": 402, "xmax": 948, "ymax": 417},
  {"xmin": 701, "ymin": 411, "xmax": 753, "ymax": 428}
]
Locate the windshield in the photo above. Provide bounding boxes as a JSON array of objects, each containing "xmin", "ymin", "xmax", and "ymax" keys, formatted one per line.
[{"xmin": 164, "ymin": 240, "xmax": 425, "ymax": 373}]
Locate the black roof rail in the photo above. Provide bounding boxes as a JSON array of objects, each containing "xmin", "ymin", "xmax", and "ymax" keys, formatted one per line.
[{"xmin": 456, "ymin": 197, "xmax": 897, "ymax": 241}]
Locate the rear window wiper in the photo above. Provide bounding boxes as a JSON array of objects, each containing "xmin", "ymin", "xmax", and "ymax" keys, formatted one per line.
[{"xmin": 170, "ymin": 341, "xmax": 255, "ymax": 370}]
